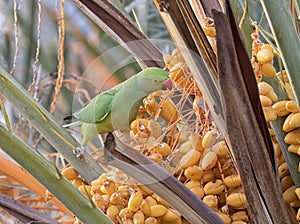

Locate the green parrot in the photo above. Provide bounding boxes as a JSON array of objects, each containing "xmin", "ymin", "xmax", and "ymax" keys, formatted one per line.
[{"xmin": 65, "ymin": 67, "xmax": 171, "ymax": 147}]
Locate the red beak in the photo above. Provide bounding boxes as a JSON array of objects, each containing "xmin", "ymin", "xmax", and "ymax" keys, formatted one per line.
[{"xmin": 163, "ymin": 78, "xmax": 172, "ymax": 89}]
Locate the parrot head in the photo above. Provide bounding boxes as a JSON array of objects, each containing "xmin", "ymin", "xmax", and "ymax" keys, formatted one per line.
[{"xmin": 137, "ymin": 67, "xmax": 172, "ymax": 93}]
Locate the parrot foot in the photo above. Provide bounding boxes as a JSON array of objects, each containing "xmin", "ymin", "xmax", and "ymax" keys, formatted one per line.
[{"xmin": 73, "ymin": 146, "xmax": 86, "ymax": 158}]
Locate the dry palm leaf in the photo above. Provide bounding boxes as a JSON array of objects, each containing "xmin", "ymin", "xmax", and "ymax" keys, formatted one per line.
[
  {"xmin": 212, "ymin": 1, "xmax": 295, "ymax": 223},
  {"xmin": 72, "ymin": 0, "xmax": 164, "ymax": 68},
  {"xmin": 0, "ymin": 194, "xmax": 59, "ymax": 224}
]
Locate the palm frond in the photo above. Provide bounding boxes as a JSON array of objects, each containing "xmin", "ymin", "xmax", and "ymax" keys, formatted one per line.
[{"xmin": 72, "ymin": 0, "xmax": 164, "ymax": 68}]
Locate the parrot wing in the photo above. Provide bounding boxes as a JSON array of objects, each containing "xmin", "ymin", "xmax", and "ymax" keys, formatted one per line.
[{"xmin": 75, "ymin": 90, "xmax": 117, "ymax": 123}]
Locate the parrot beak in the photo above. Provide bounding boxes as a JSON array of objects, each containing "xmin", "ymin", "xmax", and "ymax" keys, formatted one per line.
[{"xmin": 163, "ymin": 78, "xmax": 173, "ymax": 89}]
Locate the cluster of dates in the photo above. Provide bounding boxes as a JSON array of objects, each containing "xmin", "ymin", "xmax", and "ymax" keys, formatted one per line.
[{"xmin": 253, "ymin": 39, "xmax": 300, "ymax": 220}]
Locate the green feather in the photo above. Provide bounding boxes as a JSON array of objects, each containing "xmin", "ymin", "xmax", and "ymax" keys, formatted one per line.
[{"xmin": 75, "ymin": 90, "xmax": 116, "ymax": 123}]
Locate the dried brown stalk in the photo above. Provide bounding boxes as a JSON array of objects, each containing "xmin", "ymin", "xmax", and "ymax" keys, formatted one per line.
[{"xmin": 50, "ymin": 0, "xmax": 65, "ymax": 114}]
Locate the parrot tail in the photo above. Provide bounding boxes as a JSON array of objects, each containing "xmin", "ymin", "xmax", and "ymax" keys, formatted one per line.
[
  {"xmin": 62, "ymin": 115, "xmax": 81, "ymax": 128},
  {"xmin": 62, "ymin": 120, "xmax": 81, "ymax": 128}
]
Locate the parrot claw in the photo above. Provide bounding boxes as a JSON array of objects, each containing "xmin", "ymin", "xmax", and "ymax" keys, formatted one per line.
[{"xmin": 73, "ymin": 146, "xmax": 86, "ymax": 158}]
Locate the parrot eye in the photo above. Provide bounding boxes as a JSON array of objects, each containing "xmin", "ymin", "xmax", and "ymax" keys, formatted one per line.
[{"xmin": 153, "ymin": 79, "xmax": 158, "ymax": 84}]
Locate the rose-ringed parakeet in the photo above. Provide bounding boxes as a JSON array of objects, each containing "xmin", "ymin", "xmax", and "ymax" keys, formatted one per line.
[{"xmin": 65, "ymin": 67, "xmax": 171, "ymax": 147}]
